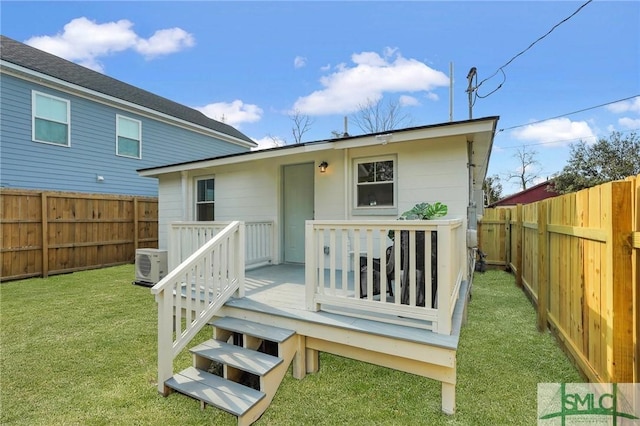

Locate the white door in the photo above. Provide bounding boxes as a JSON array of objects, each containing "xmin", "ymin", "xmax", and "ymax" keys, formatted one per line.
[{"xmin": 283, "ymin": 163, "xmax": 314, "ymax": 263}]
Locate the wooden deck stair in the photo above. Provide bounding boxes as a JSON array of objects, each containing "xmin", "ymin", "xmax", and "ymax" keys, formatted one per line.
[{"xmin": 165, "ymin": 317, "xmax": 297, "ymax": 426}]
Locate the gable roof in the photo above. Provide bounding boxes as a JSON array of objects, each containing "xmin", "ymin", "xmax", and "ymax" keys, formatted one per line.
[
  {"xmin": 0, "ymin": 35, "xmax": 256, "ymax": 147},
  {"xmin": 139, "ymin": 116, "xmax": 500, "ymax": 190},
  {"xmin": 489, "ymin": 180, "xmax": 559, "ymax": 207}
]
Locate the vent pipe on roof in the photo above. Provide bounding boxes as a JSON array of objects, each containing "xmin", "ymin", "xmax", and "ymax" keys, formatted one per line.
[{"xmin": 343, "ymin": 116, "xmax": 349, "ymax": 137}]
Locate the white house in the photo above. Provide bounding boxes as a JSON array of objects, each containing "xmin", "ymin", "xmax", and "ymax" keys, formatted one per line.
[{"xmin": 138, "ymin": 116, "xmax": 499, "ymax": 425}]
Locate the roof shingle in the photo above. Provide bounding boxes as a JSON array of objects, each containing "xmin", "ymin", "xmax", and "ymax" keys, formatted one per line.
[{"xmin": 0, "ymin": 35, "xmax": 255, "ymax": 145}]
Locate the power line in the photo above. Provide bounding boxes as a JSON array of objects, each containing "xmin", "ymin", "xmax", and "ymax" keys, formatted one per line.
[
  {"xmin": 474, "ymin": 0, "xmax": 593, "ymax": 97},
  {"xmin": 498, "ymin": 95, "xmax": 640, "ymax": 132},
  {"xmin": 497, "ymin": 127, "xmax": 639, "ymax": 150}
]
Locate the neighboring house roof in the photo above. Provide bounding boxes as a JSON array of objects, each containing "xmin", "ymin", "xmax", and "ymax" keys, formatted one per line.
[
  {"xmin": 489, "ymin": 180, "xmax": 559, "ymax": 207},
  {"xmin": 0, "ymin": 35, "xmax": 256, "ymax": 147},
  {"xmin": 138, "ymin": 116, "xmax": 500, "ymax": 191}
]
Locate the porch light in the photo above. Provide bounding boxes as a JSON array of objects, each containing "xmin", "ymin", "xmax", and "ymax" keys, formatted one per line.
[{"xmin": 319, "ymin": 161, "xmax": 328, "ymax": 173}]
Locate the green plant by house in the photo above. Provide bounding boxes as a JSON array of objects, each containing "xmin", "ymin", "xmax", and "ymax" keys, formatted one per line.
[
  {"xmin": 399, "ymin": 202, "xmax": 448, "ymax": 220},
  {"xmin": 388, "ymin": 202, "xmax": 448, "ymax": 240}
]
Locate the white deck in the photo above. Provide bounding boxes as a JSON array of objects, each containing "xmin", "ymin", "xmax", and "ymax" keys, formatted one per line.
[{"xmin": 222, "ymin": 263, "xmax": 466, "ymax": 351}]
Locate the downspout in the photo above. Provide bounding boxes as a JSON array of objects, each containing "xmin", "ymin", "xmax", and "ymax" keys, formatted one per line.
[
  {"xmin": 466, "ymin": 139, "xmax": 479, "ymax": 281},
  {"xmin": 466, "ymin": 139, "xmax": 479, "ymax": 260},
  {"xmin": 467, "ymin": 140, "xmax": 476, "ymax": 231}
]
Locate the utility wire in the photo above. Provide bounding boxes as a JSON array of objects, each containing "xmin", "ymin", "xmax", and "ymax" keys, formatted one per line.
[
  {"xmin": 475, "ymin": 0, "xmax": 593, "ymax": 96},
  {"xmin": 498, "ymin": 95, "xmax": 640, "ymax": 132},
  {"xmin": 497, "ymin": 127, "xmax": 639, "ymax": 150}
]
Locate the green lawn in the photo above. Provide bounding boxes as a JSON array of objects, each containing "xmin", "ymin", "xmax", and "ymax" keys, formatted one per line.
[{"xmin": 0, "ymin": 266, "xmax": 582, "ymax": 425}]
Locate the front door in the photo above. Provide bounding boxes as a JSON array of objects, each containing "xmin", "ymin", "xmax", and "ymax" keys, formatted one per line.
[{"xmin": 283, "ymin": 163, "xmax": 314, "ymax": 263}]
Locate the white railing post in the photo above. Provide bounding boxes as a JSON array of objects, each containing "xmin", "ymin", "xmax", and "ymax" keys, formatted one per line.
[
  {"xmin": 169, "ymin": 224, "xmax": 178, "ymax": 271},
  {"xmin": 156, "ymin": 290, "xmax": 174, "ymax": 394},
  {"xmin": 305, "ymin": 221, "xmax": 319, "ymax": 311},
  {"xmin": 236, "ymin": 222, "xmax": 246, "ymax": 298},
  {"xmin": 437, "ymin": 223, "xmax": 452, "ymax": 334}
]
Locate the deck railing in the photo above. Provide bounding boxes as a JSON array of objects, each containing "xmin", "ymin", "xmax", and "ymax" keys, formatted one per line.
[
  {"xmin": 150, "ymin": 221, "xmax": 245, "ymax": 394},
  {"xmin": 169, "ymin": 221, "xmax": 274, "ymax": 270},
  {"xmin": 305, "ymin": 219, "xmax": 465, "ymax": 334}
]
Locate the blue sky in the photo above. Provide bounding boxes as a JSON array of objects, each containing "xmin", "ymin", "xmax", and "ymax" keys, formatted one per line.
[{"xmin": 2, "ymin": 1, "xmax": 638, "ymax": 195}]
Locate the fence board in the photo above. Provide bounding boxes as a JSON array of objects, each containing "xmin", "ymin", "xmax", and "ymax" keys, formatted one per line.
[
  {"xmin": 479, "ymin": 174, "xmax": 639, "ymax": 383},
  {"xmin": 478, "ymin": 207, "xmax": 511, "ymax": 267},
  {"xmin": 1, "ymin": 189, "xmax": 158, "ymax": 281}
]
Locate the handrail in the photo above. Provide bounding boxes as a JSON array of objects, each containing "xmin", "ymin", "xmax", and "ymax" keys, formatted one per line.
[
  {"xmin": 169, "ymin": 221, "xmax": 273, "ymax": 270},
  {"xmin": 305, "ymin": 219, "xmax": 465, "ymax": 334},
  {"xmin": 152, "ymin": 221, "xmax": 245, "ymax": 394}
]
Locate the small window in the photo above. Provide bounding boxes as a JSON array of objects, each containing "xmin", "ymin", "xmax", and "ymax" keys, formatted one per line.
[
  {"xmin": 116, "ymin": 115, "xmax": 141, "ymax": 158},
  {"xmin": 32, "ymin": 91, "xmax": 70, "ymax": 146},
  {"xmin": 355, "ymin": 158, "xmax": 395, "ymax": 207},
  {"xmin": 196, "ymin": 178, "xmax": 215, "ymax": 221}
]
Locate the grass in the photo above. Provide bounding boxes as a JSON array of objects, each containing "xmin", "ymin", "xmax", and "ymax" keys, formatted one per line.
[{"xmin": 0, "ymin": 266, "xmax": 582, "ymax": 425}]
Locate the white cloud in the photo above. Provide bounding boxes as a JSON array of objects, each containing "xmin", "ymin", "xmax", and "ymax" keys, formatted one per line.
[
  {"xmin": 25, "ymin": 17, "xmax": 194, "ymax": 72},
  {"xmin": 619, "ymin": 117, "xmax": 640, "ymax": 129},
  {"xmin": 195, "ymin": 100, "xmax": 263, "ymax": 127},
  {"xmin": 511, "ymin": 118, "xmax": 597, "ymax": 147},
  {"xmin": 320, "ymin": 64, "xmax": 331, "ymax": 72},
  {"xmin": 605, "ymin": 96, "xmax": 640, "ymax": 114},
  {"xmin": 606, "ymin": 97, "xmax": 640, "ymax": 131},
  {"xmin": 134, "ymin": 27, "xmax": 195, "ymax": 58},
  {"xmin": 294, "ymin": 56, "xmax": 307, "ymax": 69},
  {"xmin": 425, "ymin": 92, "xmax": 439, "ymax": 101},
  {"xmin": 292, "ymin": 49, "xmax": 449, "ymax": 115},
  {"xmin": 399, "ymin": 95, "xmax": 420, "ymax": 107},
  {"xmin": 251, "ymin": 136, "xmax": 286, "ymax": 151}
]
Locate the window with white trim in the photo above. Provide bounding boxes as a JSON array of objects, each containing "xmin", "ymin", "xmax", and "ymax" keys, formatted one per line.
[
  {"xmin": 116, "ymin": 115, "xmax": 141, "ymax": 158},
  {"xmin": 32, "ymin": 91, "xmax": 70, "ymax": 146},
  {"xmin": 196, "ymin": 178, "xmax": 215, "ymax": 221},
  {"xmin": 355, "ymin": 157, "xmax": 395, "ymax": 208}
]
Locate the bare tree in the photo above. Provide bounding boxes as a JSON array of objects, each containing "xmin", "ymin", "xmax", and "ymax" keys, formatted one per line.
[
  {"xmin": 265, "ymin": 134, "xmax": 286, "ymax": 148},
  {"xmin": 504, "ymin": 145, "xmax": 541, "ymax": 190},
  {"xmin": 351, "ymin": 98, "xmax": 413, "ymax": 134},
  {"xmin": 289, "ymin": 109, "xmax": 314, "ymax": 143}
]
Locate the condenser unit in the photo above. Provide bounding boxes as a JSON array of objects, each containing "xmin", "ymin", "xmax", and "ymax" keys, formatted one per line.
[{"xmin": 135, "ymin": 249, "xmax": 168, "ymax": 285}]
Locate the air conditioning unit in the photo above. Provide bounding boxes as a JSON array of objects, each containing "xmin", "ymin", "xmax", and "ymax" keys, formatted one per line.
[{"xmin": 135, "ymin": 249, "xmax": 168, "ymax": 285}]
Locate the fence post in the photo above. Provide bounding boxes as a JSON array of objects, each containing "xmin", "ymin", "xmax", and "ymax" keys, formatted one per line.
[
  {"xmin": 515, "ymin": 204, "xmax": 523, "ymax": 288},
  {"xmin": 505, "ymin": 208, "xmax": 512, "ymax": 270},
  {"xmin": 630, "ymin": 175, "xmax": 640, "ymax": 384},
  {"xmin": 133, "ymin": 197, "xmax": 139, "ymax": 253},
  {"xmin": 607, "ymin": 181, "xmax": 633, "ymax": 382},
  {"xmin": 537, "ymin": 201, "xmax": 549, "ymax": 332},
  {"xmin": 41, "ymin": 192, "xmax": 49, "ymax": 278}
]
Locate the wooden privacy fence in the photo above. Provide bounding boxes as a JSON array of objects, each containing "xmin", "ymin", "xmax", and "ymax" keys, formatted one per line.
[
  {"xmin": 1, "ymin": 189, "xmax": 158, "ymax": 281},
  {"xmin": 479, "ymin": 174, "xmax": 640, "ymax": 384}
]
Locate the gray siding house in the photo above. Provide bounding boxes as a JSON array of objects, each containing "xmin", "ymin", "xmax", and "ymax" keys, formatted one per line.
[{"xmin": 0, "ymin": 35, "xmax": 255, "ymax": 196}]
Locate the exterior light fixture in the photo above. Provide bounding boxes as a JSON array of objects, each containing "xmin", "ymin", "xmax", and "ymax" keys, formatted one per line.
[{"xmin": 319, "ymin": 161, "xmax": 328, "ymax": 173}]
